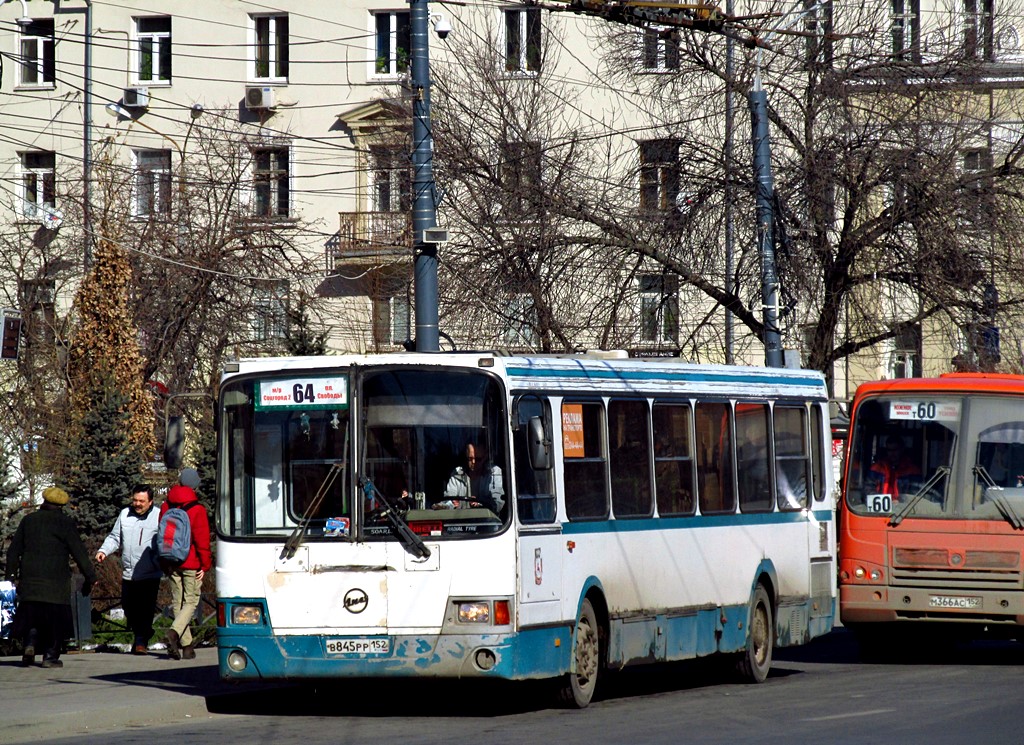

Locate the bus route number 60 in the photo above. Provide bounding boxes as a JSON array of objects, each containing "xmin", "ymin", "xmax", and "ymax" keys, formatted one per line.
[{"xmin": 866, "ymin": 494, "xmax": 892, "ymax": 513}]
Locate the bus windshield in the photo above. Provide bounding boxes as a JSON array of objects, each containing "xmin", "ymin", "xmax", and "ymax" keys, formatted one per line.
[
  {"xmin": 845, "ymin": 393, "xmax": 1024, "ymax": 523},
  {"xmin": 218, "ymin": 367, "xmax": 510, "ymax": 539}
]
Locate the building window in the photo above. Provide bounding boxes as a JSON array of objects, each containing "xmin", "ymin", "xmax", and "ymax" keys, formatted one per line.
[
  {"xmin": 253, "ymin": 14, "xmax": 289, "ymax": 80},
  {"xmin": 803, "ymin": 0, "xmax": 834, "ymax": 67},
  {"xmin": 639, "ymin": 139, "xmax": 680, "ymax": 212},
  {"xmin": 18, "ymin": 19, "xmax": 54, "ymax": 87},
  {"xmin": 964, "ymin": 0, "xmax": 994, "ymax": 60},
  {"xmin": 19, "ymin": 278, "xmax": 56, "ymax": 348},
  {"xmin": 963, "ymin": 148, "xmax": 994, "ymax": 223},
  {"xmin": 504, "ymin": 7, "xmax": 542, "ymax": 72},
  {"xmin": 892, "ymin": 0, "xmax": 921, "ymax": 61},
  {"xmin": 639, "ymin": 274, "xmax": 679, "ymax": 344},
  {"xmin": 500, "ymin": 140, "xmax": 542, "ymax": 212},
  {"xmin": 252, "ymin": 281, "xmax": 288, "ymax": 341},
  {"xmin": 502, "ymin": 293, "xmax": 539, "ymax": 348},
  {"xmin": 370, "ymin": 145, "xmax": 411, "ymax": 212},
  {"xmin": 135, "ymin": 16, "xmax": 171, "ymax": 83},
  {"xmin": 20, "ymin": 151, "xmax": 55, "ymax": 220},
  {"xmin": 889, "ymin": 325, "xmax": 921, "ymax": 378},
  {"xmin": 133, "ymin": 149, "xmax": 172, "ymax": 217},
  {"xmin": 372, "ymin": 293, "xmax": 411, "ymax": 347},
  {"xmin": 374, "ymin": 11, "xmax": 410, "ymax": 76},
  {"xmin": 253, "ymin": 147, "xmax": 290, "ymax": 218},
  {"xmin": 642, "ymin": 27, "xmax": 679, "ymax": 71}
]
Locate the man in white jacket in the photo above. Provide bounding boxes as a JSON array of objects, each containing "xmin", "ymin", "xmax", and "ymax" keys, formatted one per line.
[{"xmin": 96, "ymin": 484, "xmax": 162, "ymax": 655}]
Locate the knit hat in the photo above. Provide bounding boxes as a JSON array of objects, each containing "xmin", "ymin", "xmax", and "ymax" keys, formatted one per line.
[
  {"xmin": 42, "ymin": 486, "xmax": 70, "ymax": 506},
  {"xmin": 179, "ymin": 468, "xmax": 201, "ymax": 490}
]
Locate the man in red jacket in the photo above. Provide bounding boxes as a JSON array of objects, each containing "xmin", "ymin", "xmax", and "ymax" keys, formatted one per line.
[{"xmin": 160, "ymin": 475, "xmax": 212, "ymax": 660}]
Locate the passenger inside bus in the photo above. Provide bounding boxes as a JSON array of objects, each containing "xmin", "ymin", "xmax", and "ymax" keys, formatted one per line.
[
  {"xmin": 439, "ymin": 442, "xmax": 505, "ymax": 513},
  {"xmin": 868, "ymin": 434, "xmax": 921, "ymax": 501}
]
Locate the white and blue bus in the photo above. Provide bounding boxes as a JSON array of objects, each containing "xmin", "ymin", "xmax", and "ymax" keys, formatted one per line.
[{"xmin": 214, "ymin": 352, "xmax": 836, "ymax": 706}]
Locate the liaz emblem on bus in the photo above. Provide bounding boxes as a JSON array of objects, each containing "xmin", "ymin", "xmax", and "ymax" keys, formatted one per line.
[{"xmin": 255, "ymin": 376, "xmax": 349, "ymax": 411}]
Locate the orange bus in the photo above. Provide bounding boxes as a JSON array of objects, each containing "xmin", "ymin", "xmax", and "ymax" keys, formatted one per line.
[{"xmin": 839, "ymin": 373, "xmax": 1024, "ymax": 643}]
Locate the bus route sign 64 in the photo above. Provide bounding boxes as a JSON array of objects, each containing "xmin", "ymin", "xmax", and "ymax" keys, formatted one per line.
[{"xmin": 326, "ymin": 637, "xmax": 391, "ymax": 655}]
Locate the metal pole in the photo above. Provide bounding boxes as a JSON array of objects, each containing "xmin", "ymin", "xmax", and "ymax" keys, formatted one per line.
[
  {"xmin": 723, "ymin": 0, "xmax": 734, "ymax": 365},
  {"xmin": 410, "ymin": 0, "xmax": 440, "ymax": 352},
  {"xmin": 749, "ymin": 75, "xmax": 783, "ymax": 368}
]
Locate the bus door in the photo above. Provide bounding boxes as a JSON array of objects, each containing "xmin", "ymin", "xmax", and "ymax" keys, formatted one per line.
[{"xmin": 513, "ymin": 395, "xmax": 563, "ymax": 628}]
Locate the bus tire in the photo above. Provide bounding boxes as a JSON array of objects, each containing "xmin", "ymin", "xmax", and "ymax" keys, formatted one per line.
[
  {"xmin": 558, "ymin": 597, "xmax": 601, "ymax": 708},
  {"xmin": 736, "ymin": 584, "xmax": 773, "ymax": 683}
]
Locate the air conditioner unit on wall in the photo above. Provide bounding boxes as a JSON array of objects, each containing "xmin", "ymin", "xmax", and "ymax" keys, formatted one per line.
[
  {"xmin": 245, "ymin": 86, "xmax": 275, "ymax": 110},
  {"xmin": 123, "ymin": 87, "xmax": 149, "ymax": 108}
]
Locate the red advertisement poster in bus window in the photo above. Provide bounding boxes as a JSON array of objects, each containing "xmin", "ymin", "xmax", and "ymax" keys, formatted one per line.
[{"xmin": 562, "ymin": 403, "xmax": 585, "ymax": 458}]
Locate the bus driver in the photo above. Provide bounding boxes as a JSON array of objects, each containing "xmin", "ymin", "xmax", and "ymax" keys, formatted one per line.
[
  {"xmin": 869, "ymin": 435, "xmax": 921, "ymax": 501},
  {"xmin": 440, "ymin": 442, "xmax": 505, "ymax": 513}
]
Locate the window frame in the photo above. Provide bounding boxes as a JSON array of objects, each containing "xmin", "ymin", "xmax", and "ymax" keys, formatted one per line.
[
  {"xmin": 963, "ymin": 0, "xmax": 994, "ymax": 61},
  {"xmin": 641, "ymin": 26, "xmax": 680, "ymax": 72},
  {"xmin": 134, "ymin": 16, "xmax": 172, "ymax": 85},
  {"xmin": 252, "ymin": 145, "xmax": 291, "ymax": 219},
  {"xmin": 639, "ymin": 139, "xmax": 681, "ymax": 212},
  {"xmin": 503, "ymin": 6, "xmax": 542, "ymax": 74},
  {"xmin": 639, "ymin": 273, "xmax": 679, "ymax": 344},
  {"xmin": 562, "ymin": 399, "xmax": 609, "ymax": 520},
  {"xmin": 652, "ymin": 401, "xmax": 696, "ymax": 517},
  {"xmin": 252, "ymin": 13, "xmax": 289, "ymax": 82},
  {"xmin": 19, "ymin": 151, "xmax": 56, "ymax": 221},
  {"xmin": 502, "ymin": 292, "xmax": 539, "ymax": 348},
  {"xmin": 251, "ymin": 280, "xmax": 289, "ymax": 341},
  {"xmin": 369, "ymin": 143, "xmax": 411, "ymax": 213},
  {"xmin": 774, "ymin": 403, "xmax": 812, "ymax": 511},
  {"xmin": 17, "ymin": 18, "xmax": 55, "ymax": 88},
  {"xmin": 891, "ymin": 0, "xmax": 921, "ymax": 62},
  {"xmin": 132, "ymin": 148, "xmax": 173, "ymax": 218},
  {"xmin": 372, "ymin": 10, "xmax": 411, "ymax": 77},
  {"xmin": 735, "ymin": 401, "xmax": 774, "ymax": 513},
  {"xmin": 608, "ymin": 398, "xmax": 653, "ymax": 518}
]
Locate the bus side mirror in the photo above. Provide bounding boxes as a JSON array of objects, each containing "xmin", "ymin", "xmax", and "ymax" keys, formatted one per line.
[
  {"xmin": 528, "ymin": 416, "xmax": 551, "ymax": 471},
  {"xmin": 164, "ymin": 416, "xmax": 185, "ymax": 469}
]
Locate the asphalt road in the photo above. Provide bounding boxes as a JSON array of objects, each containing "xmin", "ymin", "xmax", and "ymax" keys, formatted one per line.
[{"xmin": 17, "ymin": 628, "xmax": 1024, "ymax": 745}]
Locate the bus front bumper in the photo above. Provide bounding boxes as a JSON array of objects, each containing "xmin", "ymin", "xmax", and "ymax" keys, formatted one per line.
[
  {"xmin": 841, "ymin": 583, "xmax": 1024, "ymax": 625},
  {"xmin": 217, "ymin": 626, "xmax": 571, "ymax": 681}
]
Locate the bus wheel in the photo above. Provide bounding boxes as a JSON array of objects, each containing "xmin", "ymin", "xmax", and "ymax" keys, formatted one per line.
[
  {"xmin": 736, "ymin": 584, "xmax": 773, "ymax": 683},
  {"xmin": 558, "ymin": 597, "xmax": 600, "ymax": 708}
]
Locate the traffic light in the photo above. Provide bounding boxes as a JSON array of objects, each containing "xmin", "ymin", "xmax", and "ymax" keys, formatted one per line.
[{"xmin": 1, "ymin": 311, "xmax": 22, "ymax": 360}]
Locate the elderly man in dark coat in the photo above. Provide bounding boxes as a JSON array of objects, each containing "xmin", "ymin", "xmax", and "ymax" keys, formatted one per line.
[{"xmin": 5, "ymin": 486, "xmax": 96, "ymax": 668}]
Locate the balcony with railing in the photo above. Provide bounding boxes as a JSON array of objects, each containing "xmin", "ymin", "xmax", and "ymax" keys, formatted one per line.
[{"xmin": 331, "ymin": 211, "xmax": 411, "ymax": 270}]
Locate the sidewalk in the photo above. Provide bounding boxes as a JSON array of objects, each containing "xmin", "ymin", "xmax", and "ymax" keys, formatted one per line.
[{"xmin": 0, "ymin": 646, "xmax": 253, "ymax": 743}]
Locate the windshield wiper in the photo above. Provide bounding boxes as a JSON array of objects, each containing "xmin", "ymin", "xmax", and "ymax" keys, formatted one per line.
[
  {"xmin": 360, "ymin": 477, "xmax": 431, "ymax": 560},
  {"xmin": 889, "ymin": 466, "xmax": 950, "ymax": 527},
  {"xmin": 281, "ymin": 460, "xmax": 347, "ymax": 560},
  {"xmin": 973, "ymin": 465, "xmax": 1024, "ymax": 530}
]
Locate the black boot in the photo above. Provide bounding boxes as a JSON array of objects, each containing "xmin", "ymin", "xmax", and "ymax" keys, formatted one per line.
[
  {"xmin": 41, "ymin": 646, "xmax": 62, "ymax": 668},
  {"xmin": 20, "ymin": 628, "xmax": 37, "ymax": 667}
]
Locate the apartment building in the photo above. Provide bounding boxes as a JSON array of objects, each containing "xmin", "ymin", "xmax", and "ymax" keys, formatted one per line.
[{"xmin": 1, "ymin": 0, "xmax": 1022, "ymax": 405}]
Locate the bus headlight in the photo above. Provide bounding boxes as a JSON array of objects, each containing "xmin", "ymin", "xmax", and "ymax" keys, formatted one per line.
[
  {"xmin": 458, "ymin": 602, "xmax": 491, "ymax": 623},
  {"xmin": 232, "ymin": 604, "xmax": 263, "ymax": 625}
]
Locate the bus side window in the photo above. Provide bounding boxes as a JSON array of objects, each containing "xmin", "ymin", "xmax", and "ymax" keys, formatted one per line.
[
  {"xmin": 608, "ymin": 399, "xmax": 652, "ymax": 518},
  {"xmin": 653, "ymin": 402, "xmax": 695, "ymax": 516},
  {"xmin": 515, "ymin": 397, "xmax": 555, "ymax": 523},
  {"xmin": 562, "ymin": 401, "xmax": 609, "ymax": 520},
  {"xmin": 696, "ymin": 402, "xmax": 735, "ymax": 514}
]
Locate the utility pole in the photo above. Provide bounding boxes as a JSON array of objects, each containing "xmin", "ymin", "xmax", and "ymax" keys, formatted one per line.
[
  {"xmin": 410, "ymin": 0, "xmax": 440, "ymax": 353},
  {"xmin": 748, "ymin": 76, "xmax": 782, "ymax": 368}
]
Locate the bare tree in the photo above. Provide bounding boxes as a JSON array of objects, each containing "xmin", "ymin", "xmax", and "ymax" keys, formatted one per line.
[{"xmin": 432, "ymin": 2, "xmax": 1024, "ymax": 389}]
